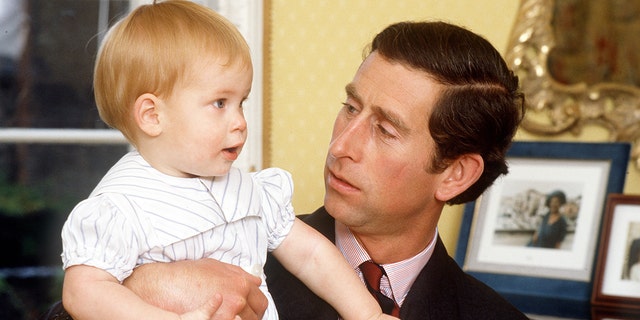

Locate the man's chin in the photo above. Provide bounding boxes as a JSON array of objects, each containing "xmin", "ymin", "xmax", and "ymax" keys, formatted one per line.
[{"xmin": 324, "ymin": 192, "xmax": 354, "ymax": 218}]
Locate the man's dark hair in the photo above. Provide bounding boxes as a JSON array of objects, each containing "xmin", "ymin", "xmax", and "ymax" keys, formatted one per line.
[{"xmin": 368, "ymin": 21, "xmax": 525, "ymax": 204}]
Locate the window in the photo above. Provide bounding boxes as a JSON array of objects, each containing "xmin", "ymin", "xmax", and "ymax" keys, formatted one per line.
[{"xmin": 0, "ymin": 0, "xmax": 262, "ymax": 317}]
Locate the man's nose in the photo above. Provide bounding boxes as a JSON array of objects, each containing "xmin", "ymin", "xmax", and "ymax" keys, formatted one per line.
[{"xmin": 328, "ymin": 118, "xmax": 366, "ymax": 161}]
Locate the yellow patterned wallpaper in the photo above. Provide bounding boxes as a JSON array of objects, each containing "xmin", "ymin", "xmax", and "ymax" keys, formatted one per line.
[{"xmin": 265, "ymin": 0, "xmax": 640, "ymax": 252}]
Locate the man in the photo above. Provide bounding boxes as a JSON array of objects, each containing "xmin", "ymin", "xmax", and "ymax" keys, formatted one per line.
[
  {"xmin": 262, "ymin": 21, "xmax": 527, "ymax": 319},
  {"xmin": 44, "ymin": 21, "xmax": 527, "ymax": 320}
]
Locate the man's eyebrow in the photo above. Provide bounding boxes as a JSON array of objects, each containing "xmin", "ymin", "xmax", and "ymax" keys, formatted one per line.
[
  {"xmin": 344, "ymin": 83, "xmax": 410, "ymax": 135},
  {"xmin": 345, "ymin": 83, "xmax": 359, "ymax": 102},
  {"xmin": 373, "ymin": 105, "xmax": 410, "ymax": 135}
]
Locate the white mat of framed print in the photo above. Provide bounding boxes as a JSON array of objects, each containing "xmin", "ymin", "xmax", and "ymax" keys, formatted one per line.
[
  {"xmin": 592, "ymin": 194, "xmax": 640, "ymax": 311},
  {"xmin": 455, "ymin": 141, "xmax": 630, "ymax": 318},
  {"xmin": 464, "ymin": 157, "xmax": 605, "ymax": 281}
]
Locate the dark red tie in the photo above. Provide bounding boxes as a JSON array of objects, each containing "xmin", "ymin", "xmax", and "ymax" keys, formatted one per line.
[{"xmin": 359, "ymin": 261, "xmax": 400, "ymax": 317}]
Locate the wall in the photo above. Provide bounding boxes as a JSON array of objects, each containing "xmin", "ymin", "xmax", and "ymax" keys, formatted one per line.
[{"xmin": 266, "ymin": 0, "xmax": 640, "ymax": 253}]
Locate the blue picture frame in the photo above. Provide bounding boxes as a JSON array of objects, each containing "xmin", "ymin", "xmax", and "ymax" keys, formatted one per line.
[{"xmin": 455, "ymin": 141, "xmax": 631, "ymax": 319}]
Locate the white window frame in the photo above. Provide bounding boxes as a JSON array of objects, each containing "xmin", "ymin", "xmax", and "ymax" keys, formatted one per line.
[{"xmin": 0, "ymin": 0, "xmax": 263, "ymax": 172}]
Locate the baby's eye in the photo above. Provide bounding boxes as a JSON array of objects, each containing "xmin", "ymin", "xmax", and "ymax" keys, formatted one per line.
[{"xmin": 213, "ymin": 100, "xmax": 226, "ymax": 109}]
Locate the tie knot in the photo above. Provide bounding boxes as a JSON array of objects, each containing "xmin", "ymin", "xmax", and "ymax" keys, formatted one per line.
[
  {"xmin": 359, "ymin": 261, "xmax": 400, "ymax": 316},
  {"xmin": 359, "ymin": 261, "xmax": 384, "ymax": 291}
]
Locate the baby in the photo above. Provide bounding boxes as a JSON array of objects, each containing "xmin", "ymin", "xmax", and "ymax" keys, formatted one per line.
[{"xmin": 60, "ymin": 1, "xmax": 397, "ymax": 320}]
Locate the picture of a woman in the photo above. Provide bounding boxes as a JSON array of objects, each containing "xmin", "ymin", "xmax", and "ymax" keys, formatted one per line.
[{"xmin": 528, "ymin": 190, "xmax": 569, "ymax": 249}]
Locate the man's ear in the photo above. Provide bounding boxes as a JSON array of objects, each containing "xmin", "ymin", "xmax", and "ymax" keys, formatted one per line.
[
  {"xmin": 435, "ymin": 154, "xmax": 484, "ymax": 202},
  {"xmin": 134, "ymin": 93, "xmax": 162, "ymax": 137}
]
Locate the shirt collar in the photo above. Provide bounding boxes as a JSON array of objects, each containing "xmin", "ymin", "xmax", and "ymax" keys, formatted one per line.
[{"xmin": 335, "ymin": 221, "xmax": 437, "ymax": 306}]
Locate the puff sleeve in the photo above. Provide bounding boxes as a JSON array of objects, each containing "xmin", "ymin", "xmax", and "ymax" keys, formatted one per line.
[
  {"xmin": 252, "ymin": 168, "xmax": 296, "ymax": 251},
  {"xmin": 60, "ymin": 195, "xmax": 143, "ymax": 282}
]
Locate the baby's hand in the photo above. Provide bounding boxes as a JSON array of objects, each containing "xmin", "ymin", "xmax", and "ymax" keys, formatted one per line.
[
  {"xmin": 179, "ymin": 294, "xmax": 224, "ymax": 320},
  {"xmin": 376, "ymin": 314, "xmax": 399, "ymax": 320}
]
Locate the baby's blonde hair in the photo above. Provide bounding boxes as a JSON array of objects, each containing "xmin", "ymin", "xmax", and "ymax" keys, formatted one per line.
[{"xmin": 94, "ymin": 0, "xmax": 251, "ymax": 144}]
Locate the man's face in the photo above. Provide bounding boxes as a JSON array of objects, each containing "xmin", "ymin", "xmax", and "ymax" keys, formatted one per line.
[{"xmin": 324, "ymin": 52, "xmax": 444, "ymax": 235}]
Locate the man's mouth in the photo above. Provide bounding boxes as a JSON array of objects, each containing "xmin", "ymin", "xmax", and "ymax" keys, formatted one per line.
[{"xmin": 327, "ymin": 169, "xmax": 358, "ymax": 192}]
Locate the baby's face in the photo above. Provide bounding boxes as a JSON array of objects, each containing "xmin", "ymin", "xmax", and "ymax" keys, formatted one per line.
[{"xmin": 151, "ymin": 58, "xmax": 253, "ymax": 178}]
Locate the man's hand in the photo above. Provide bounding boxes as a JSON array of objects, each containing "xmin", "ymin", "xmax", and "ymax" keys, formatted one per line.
[{"xmin": 124, "ymin": 259, "xmax": 267, "ymax": 320}]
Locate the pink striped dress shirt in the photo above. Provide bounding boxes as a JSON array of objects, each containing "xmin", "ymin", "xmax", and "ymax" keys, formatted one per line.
[{"xmin": 335, "ymin": 221, "xmax": 437, "ymax": 306}]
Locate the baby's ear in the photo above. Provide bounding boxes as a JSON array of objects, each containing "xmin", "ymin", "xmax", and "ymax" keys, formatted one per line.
[
  {"xmin": 435, "ymin": 153, "xmax": 484, "ymax": 202},
  {"xmin": 134, "ymin": 93, "xmax": 162, "ymax": 137}
]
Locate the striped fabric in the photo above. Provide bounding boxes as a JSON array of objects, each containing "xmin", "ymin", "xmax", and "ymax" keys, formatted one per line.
[
  {"xmin": 335, "ymin": 221, "xmax": 436, "ymax": 307},
  {"xmin": 61, "ymin": 151, "xmax": 295, "ymax": 319}
]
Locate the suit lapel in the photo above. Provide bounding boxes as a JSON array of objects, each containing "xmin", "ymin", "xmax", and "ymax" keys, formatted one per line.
[
  {"xmin": 400, "ymin": 237, "xmax": 461, "ymax": 319},
  {"xmin": 305, "ymin": 208, "xmax": 459, "ymax": 320}
]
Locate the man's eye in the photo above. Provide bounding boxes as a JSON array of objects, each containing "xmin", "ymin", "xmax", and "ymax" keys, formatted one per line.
[
  {"xmin": 341, "ymin": 103, "xmax": 357, "ymax": 114},
  {"xmin": 378, "ymin": 124, "xmax": 394, "ymax": 137},
  {"xmin": 377, "ymin": 122, "xmax": 398, "ymax": 139},
  {"xmin": 213, "ymin": 100, "xmax": 226, "ymax": 109}
]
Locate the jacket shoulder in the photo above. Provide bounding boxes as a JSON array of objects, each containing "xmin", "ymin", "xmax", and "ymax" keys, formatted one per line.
[{"xmin": 402, "ymin": 237, "xmax": 528, "ymax": 319}]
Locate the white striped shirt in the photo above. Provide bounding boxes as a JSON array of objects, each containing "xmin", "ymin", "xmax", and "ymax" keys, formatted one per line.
[{"xmin": 61, "ymin": 151, "xmax": 294, "ymax": 319}]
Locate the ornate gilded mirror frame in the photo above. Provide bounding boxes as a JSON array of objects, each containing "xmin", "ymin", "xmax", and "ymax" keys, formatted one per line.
[{"xmin": 506, "ymin": 0, "xmax": 640, "ymax": 166}]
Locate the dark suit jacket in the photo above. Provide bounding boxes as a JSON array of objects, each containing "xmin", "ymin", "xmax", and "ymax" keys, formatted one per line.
[{"xmin": 265, "ymin": 207, "xmax": 529, "ymax": 320}]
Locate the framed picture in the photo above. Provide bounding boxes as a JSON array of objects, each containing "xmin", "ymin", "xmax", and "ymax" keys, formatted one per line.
[
  {"xmin": 455, "ymin": 141, "xmax": 631, "ymax": 318},
  {"xmin": 592, "ymin": 306, "xmax": 640, "ymax": 320},
  {"xmin": 592, "ymin": 194, "xmax": 640, "ymax": 310}
]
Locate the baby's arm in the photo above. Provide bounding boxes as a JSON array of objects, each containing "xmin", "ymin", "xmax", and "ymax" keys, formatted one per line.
[
  {"xmin": 271, "ymin": 218, "xmax": 397, "ymax": 320},
  {"xmin": 62, "ymin": 264, "xmax": 221, "ymax": 320}
]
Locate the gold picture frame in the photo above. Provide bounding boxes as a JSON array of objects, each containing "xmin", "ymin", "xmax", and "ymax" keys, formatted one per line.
[{"xmin": 505, "ymin": 0, "xmax": 640, "ymax": 166}]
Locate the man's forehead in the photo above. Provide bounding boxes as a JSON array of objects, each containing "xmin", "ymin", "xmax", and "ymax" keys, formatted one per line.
[
  {"xmin": 355, "ymin": 53, "xmax": 438, "ymax": 101},
  {"xmin": 350, "ymin": 54, "xmax": 440, "ymax": 112}
]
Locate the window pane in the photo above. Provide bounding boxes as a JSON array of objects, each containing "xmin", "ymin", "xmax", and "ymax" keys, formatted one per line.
[
  {"xmin": 0, "ymin": 142, "xmax": 127, "ymax": 317},
  {"xmin": 1, "ymin": 0, "xmax": 129, "ymax": 128},
  {"xmin": 0, "ymin": 0, "xmax": 262, "ymax": 317},
  {"xmin": 2, "ymin": 1, "xmax": 134, "ymax": 316}
]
